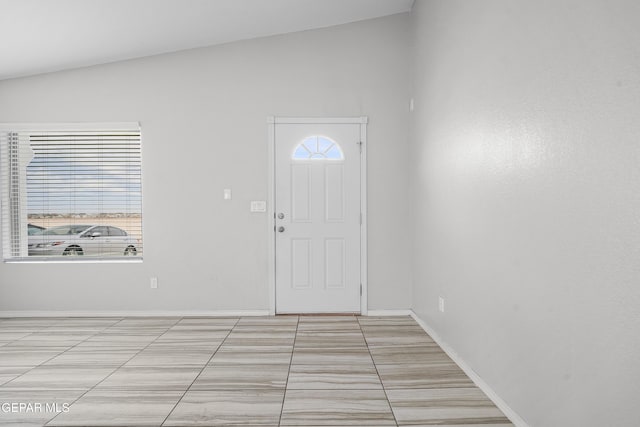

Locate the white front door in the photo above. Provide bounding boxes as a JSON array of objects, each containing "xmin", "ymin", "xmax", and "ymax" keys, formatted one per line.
[{"xmin": 274, "ymin": 121, "xmax": 363, "ymax": 313}]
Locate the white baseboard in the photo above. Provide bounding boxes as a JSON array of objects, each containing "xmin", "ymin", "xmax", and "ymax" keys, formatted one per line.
[
  {"xmin": 0, "ymin": 310, "xmax": 271, "ymax": 318},
  {"xmin": 0, "ymin": 309, "xmax": 414, "ymax": 318},
  {"xmin": 410, "ymin": 310, "xmax": 529, "ymax": 427},
  {"xmin": 366, "ymin": 309, "xmax": 412, "ymax": 316}
]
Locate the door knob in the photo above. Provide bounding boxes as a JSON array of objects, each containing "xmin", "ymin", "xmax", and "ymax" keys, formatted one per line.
[
  {"xmin": 277, "ymin": 213, "xmax": 285, "ymax": 219},
  {"xmin": 278, "ymin": 226, "xmax": 285, "ymax": 232}
]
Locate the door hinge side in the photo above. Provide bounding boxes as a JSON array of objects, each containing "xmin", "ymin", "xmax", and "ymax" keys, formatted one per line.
[
  {"xmin": 358, "ymin": 141, "xmax": 363, "ymax": 154},
  {"xmin": 360, "ymin": 212, "xmax": 362, "ymax": 225},
  {"xmin": 360, "ymin": 283, "xmax": 363, "ymax": 296}
]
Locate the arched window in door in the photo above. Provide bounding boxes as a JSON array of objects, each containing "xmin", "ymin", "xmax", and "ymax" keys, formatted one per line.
[{"xmin": 292, "ymin": 136, "xmax": 344, "ymax": 160}]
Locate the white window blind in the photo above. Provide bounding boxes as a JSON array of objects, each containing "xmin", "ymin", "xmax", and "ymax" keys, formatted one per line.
[{"xmin": 0, "ymin": 123, "xmax": 143, "ymax": 261}]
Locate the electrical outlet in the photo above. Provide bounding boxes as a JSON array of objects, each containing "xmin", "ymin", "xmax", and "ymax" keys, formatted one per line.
[
  {"xmin": 150, "ymin": 277, "xmax": 158, "ymax": 289},
  {"xmin": 438, "ymin": 296, "xmax": 445, "ymax": 313}
]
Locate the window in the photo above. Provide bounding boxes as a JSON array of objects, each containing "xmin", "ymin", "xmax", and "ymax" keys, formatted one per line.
[
  {"xmin": 109, "ymin": 226, "xmax": 126, "ymax": 237},
  {"xmin": 293, "ymin": 136, "xmax": 344, "ymax": 160},
  {"xmin": 0, "ymin": 123, "xmax": 143, "ymax": 261}
]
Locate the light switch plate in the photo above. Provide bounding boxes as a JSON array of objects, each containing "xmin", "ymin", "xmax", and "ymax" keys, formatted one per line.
[{"xmin": 250, "ymin": 201, "xmax": 267, "ymax": 212}]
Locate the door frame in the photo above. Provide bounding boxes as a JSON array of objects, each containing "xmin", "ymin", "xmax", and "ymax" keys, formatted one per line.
[{"xmin": 267, "ymin": 116, "xmax": 368, "ymax": 315}]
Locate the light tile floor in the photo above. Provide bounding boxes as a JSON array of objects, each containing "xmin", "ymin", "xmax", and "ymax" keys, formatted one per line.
[{"xmin": 0, "ymin": 315, "xmax": 513, "ymax": 426}]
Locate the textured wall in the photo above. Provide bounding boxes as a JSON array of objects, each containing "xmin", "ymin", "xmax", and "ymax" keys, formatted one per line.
[
  {"xmin": 0, "ymin": 14, "xmax": 412, "ymax": 313},
  {"xmin": 410, "ymin": 1, "xmax": 640, "ymax": 425}
]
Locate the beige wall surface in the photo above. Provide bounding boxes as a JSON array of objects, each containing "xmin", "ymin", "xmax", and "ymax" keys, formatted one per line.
[
  {"xmin": 410, "ymin": 1, "xmax": 640, "ymax": 426},
  {"xmin": 0, "ymin": 13, "xmax": 412, "ymax": 312}
]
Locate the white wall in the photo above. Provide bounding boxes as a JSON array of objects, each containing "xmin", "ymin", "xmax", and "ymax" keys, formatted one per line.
[
  {"xmin": 410, "ymin": 1, "xmax": 640, "ymax": 426},
  {"xmin": 0, "ymin": 14, "xmax": 412, "ymax": 313}
]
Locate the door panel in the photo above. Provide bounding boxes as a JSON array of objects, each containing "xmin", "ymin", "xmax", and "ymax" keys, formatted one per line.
[
  {"xmin": 291, "ymin": 165, "xmax": 311, "ymax": 222},
  {"xmin": 325, "ymin": 164, "xmax": 345, "ymax": 222},
  {"xmin": 275, "ymin": 123, "xmax": 361, "ymax": 313},
  {"xmin": 292, "ymin": 238, "xmax": 312, "ymax": 289},
  {"xmin": 325, "ymin": 238, "xmax": 345, "ymax": 289}
]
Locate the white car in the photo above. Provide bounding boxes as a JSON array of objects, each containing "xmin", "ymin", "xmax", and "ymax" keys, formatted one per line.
[{"xmin": 28, "ymin": 225, "xmax": 138, "ymax": 257}]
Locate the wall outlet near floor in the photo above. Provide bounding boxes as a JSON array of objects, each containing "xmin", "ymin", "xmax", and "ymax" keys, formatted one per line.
[
  {"xmin": 150, "ymin": 277, "xmax": 158, "ymax": 289},
  {"xmin": 438, "ymin": 296, "xmax": 445, "ymax": 313}
]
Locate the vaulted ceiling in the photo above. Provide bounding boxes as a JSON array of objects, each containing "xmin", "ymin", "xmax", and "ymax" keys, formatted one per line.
[{"xmin": 0, "ymin": 0, "xmax": 414, "ymax": 80}]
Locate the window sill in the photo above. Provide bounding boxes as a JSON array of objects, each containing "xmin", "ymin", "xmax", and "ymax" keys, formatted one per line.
[{"xmin": 4, "ymin": 257, "xmax": 143, "ymax": 264}]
